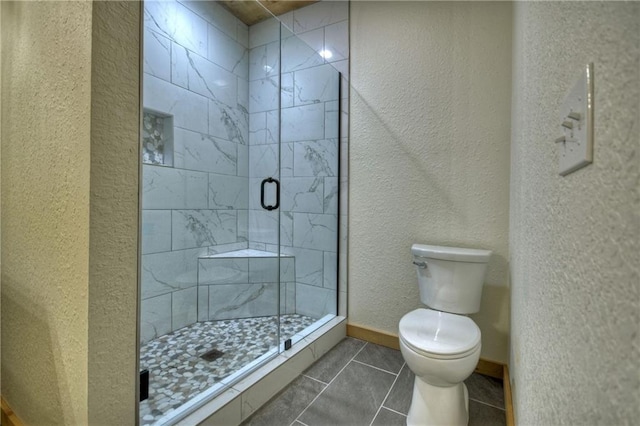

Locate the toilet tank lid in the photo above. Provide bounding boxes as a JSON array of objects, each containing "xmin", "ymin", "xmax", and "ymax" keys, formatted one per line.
[{"xmin": 411, "ymin": 244, "xmax": 492, "ymax": 263}]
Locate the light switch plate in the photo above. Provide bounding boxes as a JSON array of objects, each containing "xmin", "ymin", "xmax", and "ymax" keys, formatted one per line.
[{"xmin": 557, "ymin": 63, "xmax": 594, "ymax": 176}]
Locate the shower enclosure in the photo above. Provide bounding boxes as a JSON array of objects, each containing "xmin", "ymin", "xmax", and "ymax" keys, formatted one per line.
[{"xmin": 139, "ymin": 1, "xmax": 348, "ymax": 423}]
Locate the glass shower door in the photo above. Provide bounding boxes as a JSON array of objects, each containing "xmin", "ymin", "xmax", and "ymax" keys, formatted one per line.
[{"xmin": 278, "ymin": 24, "xmax": 341, "ymax": 347}]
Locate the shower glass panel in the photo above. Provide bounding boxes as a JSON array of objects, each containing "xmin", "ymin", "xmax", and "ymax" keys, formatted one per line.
[
  {"xmin": 139, "ymin": 1, "xmax": 341, "ymax": 423},
  {"xmin": 277, "ymin": 24, "xmax": 340, "ymax": 346}
]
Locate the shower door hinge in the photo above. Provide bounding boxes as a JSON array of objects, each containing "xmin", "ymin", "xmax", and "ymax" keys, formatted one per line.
[
  {"xmin": 284, "ymin": 338, "xmax": 292, "ymax": 350},
  {"xmin": 140, "ymin": 369, "xmax": 149, "ymax": 402}
]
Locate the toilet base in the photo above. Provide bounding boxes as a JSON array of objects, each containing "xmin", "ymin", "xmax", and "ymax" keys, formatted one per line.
[{"xmin": 406, "ymin": 378, "xmax": 469, "ymax": 426}]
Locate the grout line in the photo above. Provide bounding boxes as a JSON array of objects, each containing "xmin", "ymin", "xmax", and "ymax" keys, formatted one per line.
[
  {"xmin": 293, "ymin": 342, "xmax": 369, "ymax": 423},
  {"xmin": 379, "ymin": 406, "xmax": 408, "ymax": 418},
  {"xmin": 301, "ymin": 374, "xmax": 329, "ymax": 386},
  {"xmin": 291, "ymin": 420, "xmax": 310, "ymax": 426},
  {"xmin": 351, "ymin": 359, "xmax": 400, "ymax": 376},
  {"xmin": 369, "ymin": 361, "xmax": 403, "ymax": 426},
  {"xmin": 469, "ymin": 397, "xmax": 506, "ymax": 411}
]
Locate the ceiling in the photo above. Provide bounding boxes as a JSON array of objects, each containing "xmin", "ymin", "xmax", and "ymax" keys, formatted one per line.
[{"xmin": 218, "ymin": 0, "xmax": 319, "ymax": 26}]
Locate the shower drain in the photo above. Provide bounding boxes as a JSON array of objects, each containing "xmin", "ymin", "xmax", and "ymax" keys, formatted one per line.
[{"xmin": 200, "ymin": 348, "xmax": 225, "ymax": 362}]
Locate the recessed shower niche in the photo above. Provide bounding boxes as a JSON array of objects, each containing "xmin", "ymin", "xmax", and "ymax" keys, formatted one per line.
[{"xmin": 142, "ymin": 109, "xmax": 173, "ymax": 166}]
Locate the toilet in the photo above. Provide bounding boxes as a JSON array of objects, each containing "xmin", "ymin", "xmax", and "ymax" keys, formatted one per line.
[{"xmin": 399, "ymin": 244, "xmax": 492, "ymax": 426}]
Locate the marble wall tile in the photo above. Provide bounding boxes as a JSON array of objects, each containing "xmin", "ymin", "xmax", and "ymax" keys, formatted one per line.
[
  {"xmin": 249, "ymin": 112, "xmax": 267, "ymax": 145},
  {"xmin": 266, "ymin": 111, "xmax": 280, "ymax": 145},
  {"xmin": 281, "ymin": 177, "xmax": 324, "ymax": 214},
  {"xmin": 281, "ymin": 33, "xmax": 324, "ymax": 73},
  {"xmin": 294, "ymin": 64, "xmax": 339, "ymax": 106},
  {"xmin": 324, "ymin": 100, "xmax": 339, "ymax": 139},
  {"xmin": 172, "ymin": 286, "xmax": 198, "ymax": 330},
  {"xmin": 141, "ymin": 293, "xmax": 172, "ymax": 343},
  {"xmin": 281, "ymin": 72, "xmax": 295, "ymax": 109},
  {"xmin": 238, "ymin": 209, "xmax": 249, "ymax": 242},
  {"xmin": 280, "ymin": 211, "xmax": 294, "ymax": 247},
  {"xmin": 171, "ymin": 44, "xmax": 237, "ymax": 107},
  {"xmin": 249, "ymin": 77, "xmax": 279, "ymax": 113},
  {"xmin": 209, "ymin": 100, "xmax": 249, "ymax": 145},
  {"xmin": 209, "ymin": 174, "xmax": 249, "ymax": 209},
  {"xmin": 198, "ymin": 285, "xmax": 209, "ymax": 321},
  {"xmin": 331, "ymin": 59, "xmax": 349, "ymax": 79},
  {"xmin": 208, "ymin": 283, "xmax": 279, "ymax": 320},
  {"xmin": 142, "ymin": 210, "xmax": 172, "ymax": 254},
  {"xmin": 178, "ymin": 0, "xmax": 237, "ymax": 40},
  {"xmin": 144, "ymin": 74, "xmax": 208, "ymax": 134},
  {"xmin": 295, "ymin": 282, "xmax": 337, "ymax": 318},
  {"xmin": 207, "ymin": 242, "xmax": 249, "ymax": 255},
  {"xmin": 248, "ymin": 257, "xmax": 279, "ymax": 283},
  {"xmin": 281, "ymin": 282, "xmax": 296, "ymax": 314},
  {"xmin": 281, "ymin": 104, "xmax": 325, "ymax": 142},
  {"xmin": 294, "ymin": 28, "xmax": 324, "ymax": 58},
  {"xmin": 238, "ymin": 144, "xmax": 249, "ymax": 177},
  {"xmin": 208, "ymin": 24, "xmax": 248, "ymax": 78},
  {"xmin": 248, "ymin": 144, "xmax": 279, "ymax": 178},
  {"xmin": 281, "ymin": 143, "xmax": 294, "ymax": 177},
  {"xmin": 280, "ymin": 257, "xmax": 296, "ymax": 282},
  {"xmin": 173, "ymin": 128, "xmax": 237, "ymax": 175},
  {"xmin": 142, "ymin": 247, "xmax": 202, "ymax": 299},
  {"xmin": 144, "ymin": 28, "xmax": 171, "ymax": 82},
  {"xmin": 293, "ymin": 140, "xmax": 338, "ymax": 177},
  {"xmin": 293, "ymin": 213, "xmax": 338, "ymax": 252},
  {"xmin": 142, "ymin": 165, "xmax": 209, "ymax": 209},
  {"xmin": 238, "ymin": 77, "xmax": 249, "ymax": 112},
  {"xmin": 237, "ymin": 21, "xmax": 249, "ymax": 48},
  {"xmin": 249, "ymin": 17, "xmax": 280, "ymax": 49},
  {"xmin": 249, "ymin": 41, "xmax": 279, "ymax": 81},
  {"xmin": 292, "ymin": 1, "xmax": 348, "ymax": 34},
  {"xmin": 199, "ymin": 258, "xmax": 249, "ymax": 285},
  {"xmin": 323, "ymin": 177, "xmax": 339, "ymax": 215},
  {"xmin": 281, "ymin": 246, "xmax": 323, "ymax": 287},
  {"xmin": 172, "ymin": 209, "xmax": 237, "ymax": 250},
  {"xmin": 324, "ymin": 20, "xmax": 349, "ymax": 63},
  {"xmin": 248, "ymin": 210, "xmax": 279, "ymax": 245},
  {"xmin": 323, "ymin": 252, "xmax": 338, "ymax": 290},
  {"xmin": 144, "ymin": 0, "xmax": 208, "ymax": 57}
]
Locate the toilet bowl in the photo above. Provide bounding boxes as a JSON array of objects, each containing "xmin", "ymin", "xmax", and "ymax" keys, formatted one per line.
[
  {"xmin": 399, "ymin": 308, "xmax": 481, "ymax": 426},
  {"xmin": 400, "ymin": 244, "xmax": 491, "ymax": 426}
]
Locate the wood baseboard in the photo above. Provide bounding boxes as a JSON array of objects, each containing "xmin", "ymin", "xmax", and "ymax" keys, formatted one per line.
[
  {"xmin": 503, "ymin": 365, "xmax": 515, "ymax": 426},
  {"xmin": 1, "ymin": 397, "xmax": 25, "ymax": 426},
  {"xmin": 347, "ymin": 323, "xmax": 400, "ymax": 350}
]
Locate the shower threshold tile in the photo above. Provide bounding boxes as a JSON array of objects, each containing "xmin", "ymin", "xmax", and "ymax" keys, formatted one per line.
[{"xmin": 139, "ymin": 314, "xmax": 317, "ymax": 425}]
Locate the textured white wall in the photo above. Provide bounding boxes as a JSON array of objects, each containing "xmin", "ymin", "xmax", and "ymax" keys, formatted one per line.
[
  {"xmin": 349, "ymin": 2, "xmax": 512, "ymax": 363},
  {"xmin": 1, "ymin": 2, "xmax": 140, "ymax": 423},
  {"xmin": 510, "ymin": 2, "xmax": 639, "ymax": 424},
  {"xmin": 1, "ymin": 2, "xmax": 92, "ymax": 424},
  {"xmin": 88, "ymin": 2, "xmax": 140, "ymax": 423}
]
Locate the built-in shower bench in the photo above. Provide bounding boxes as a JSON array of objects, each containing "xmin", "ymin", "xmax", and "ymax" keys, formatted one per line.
[{"xmin": 197, "ymin": 249, "xmax": 296, "ymax": 321}]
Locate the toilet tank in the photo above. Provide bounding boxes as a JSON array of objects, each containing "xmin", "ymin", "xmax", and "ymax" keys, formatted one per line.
[{"xmin": 412, "ymin": 244, "xmax": 492, "ymax": 314}]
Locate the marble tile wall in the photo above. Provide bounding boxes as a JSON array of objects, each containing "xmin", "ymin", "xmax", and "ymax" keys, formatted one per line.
[
  {"xmin": 141, "ymin": 0, "xmax": 251, "ymax": 343},
  {"xmin": 247, "ymin": 2, "xmax": 349, "ymax": 319},
  {"xmin": 141, "ymin": 0, "xmax": 349, "ymax": 343}
]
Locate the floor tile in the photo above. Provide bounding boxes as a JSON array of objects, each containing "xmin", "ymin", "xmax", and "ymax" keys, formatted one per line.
[
  {"xmin": 299, "ymin": 361, "xmax": 396, "ymax": 426},
  {"xmin": 371, "ymin": 408, "xmax": 407, "ymax": 426},
  {"xmin": 241, "ymin": 376, "xmax": 325, "ymax": 426},
  {"xmin": 468, "ymin": 400, "xmax": 506, "ymax": 426},
  {"xmin": 383, "ymin": 363, "xmax": 414, "ymax": 415},
  {"xmin": 466, "ymin": 373, "xmax": 505, "ymax": 408},
  {"xmin": 303, "ymin": 337, "xmax": 366, "ymax": 383},
  {"xmin": 354, "ymin": 342, "xmax": 405, "ymax": 374}
]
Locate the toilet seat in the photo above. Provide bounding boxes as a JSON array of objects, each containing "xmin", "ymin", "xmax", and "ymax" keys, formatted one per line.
[{"xmin": 399, "ymin": 308, "xmax": 481, "ymax": 360}]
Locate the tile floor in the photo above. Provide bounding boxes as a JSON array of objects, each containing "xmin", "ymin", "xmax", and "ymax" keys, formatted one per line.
[
  {"xmin": 242, "ymin": 337, "xmax": 506, "ymax": 426},
  {"xmin": 139, "ymin": 314, "xmax": 316, "ymax": 424}
]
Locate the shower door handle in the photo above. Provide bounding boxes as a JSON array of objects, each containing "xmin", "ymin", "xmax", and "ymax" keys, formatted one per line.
[{"xmin": 260, "ymin": 177, "xmax": 280, "ymax": 211}]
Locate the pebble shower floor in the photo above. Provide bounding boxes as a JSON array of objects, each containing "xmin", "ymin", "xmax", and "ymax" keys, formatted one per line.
[{"xmin": 139, "ymin": 314, "xmax": 316, "ymax": 424}]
